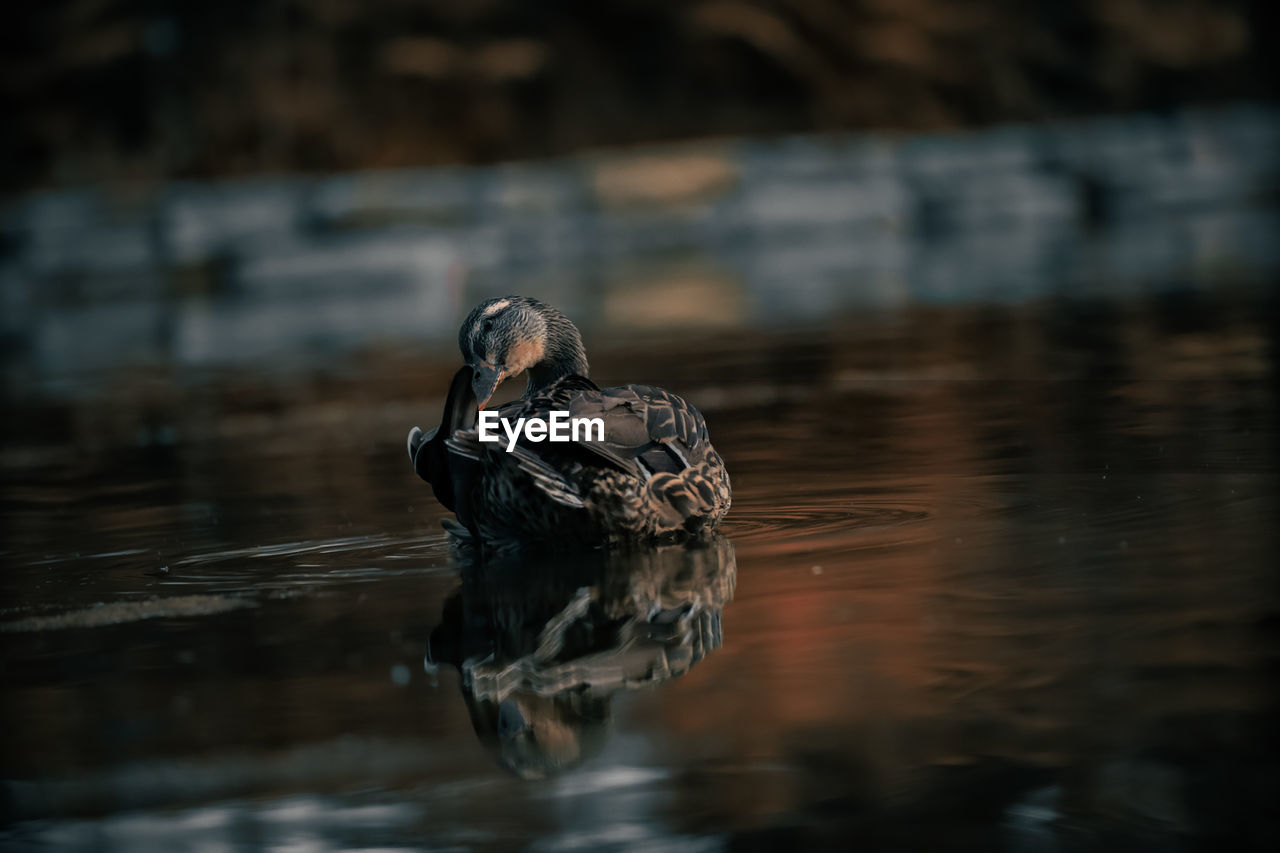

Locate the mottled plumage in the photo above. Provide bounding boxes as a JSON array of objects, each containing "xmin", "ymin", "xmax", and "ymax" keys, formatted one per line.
[
  {"xmin": 427, "ymin": 536, "xmax": 736, "ymax": 778},
  {"xmin": 408, "ymin": 296, "xmax": 731, "ymax": 546}
]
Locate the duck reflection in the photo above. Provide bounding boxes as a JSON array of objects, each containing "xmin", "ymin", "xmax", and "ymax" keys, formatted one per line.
[{"xmin": 427, "ymin": 535, "xmax": 736, "ymax": 779}]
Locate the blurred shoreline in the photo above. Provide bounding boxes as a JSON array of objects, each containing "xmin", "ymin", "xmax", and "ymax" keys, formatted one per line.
[{"xmin": 3, "ymin": 102, "xmax": 1278, "ymax": 395}]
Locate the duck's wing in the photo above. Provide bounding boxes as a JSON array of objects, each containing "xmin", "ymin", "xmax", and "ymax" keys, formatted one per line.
[
  {"xmin": 566, "ymin": 383, "xmax": 729, "ymax": 531},
  {"xmin": 444, "ymin": 428, "xmax": 586, "ymax": 510},
  {"xmin": 431, "ymin": 374, "xmax": 729, "ymax": 534},
  {"xmin": 599, "ymin": 384, "xmax": 732, "ymax": 527},
  {"xmin": 459, "ymin": 375, "xmax": 707, "ymax": 476},
  {"xmin": 572, "ymin": 383, "xmax": 713, "ymax": 477}
]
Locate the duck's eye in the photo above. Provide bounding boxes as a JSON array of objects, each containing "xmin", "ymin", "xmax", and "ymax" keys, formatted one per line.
[{"xmin": 481, "ymin": 319, "xmax": 494, "ymax": 335}]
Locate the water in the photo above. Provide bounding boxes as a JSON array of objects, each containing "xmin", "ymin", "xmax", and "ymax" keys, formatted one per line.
[
  {"xmin": 3, "ymin": 104, "xmax": 1278, "ymax": 851},
  {"xmin": 2, "ymin": 285, "xmax": 1276, "ymax": 851}
]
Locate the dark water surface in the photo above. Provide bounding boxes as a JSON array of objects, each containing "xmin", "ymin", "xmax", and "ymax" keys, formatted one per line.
[{"xmin": 2, "ymin": 290, "xmax": 1277, "ymax": 851}]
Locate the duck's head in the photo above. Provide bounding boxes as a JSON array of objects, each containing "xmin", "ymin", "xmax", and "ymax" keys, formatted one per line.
[
  {"xmin": 458, "ymin": 296, "xmax": 589, "ymax": 410},
  {"xmin": 467, "ymin": 690, "xmax": 610, "ymax": 780}
]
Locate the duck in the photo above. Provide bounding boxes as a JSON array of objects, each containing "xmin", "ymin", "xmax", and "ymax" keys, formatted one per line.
[
  {"xmin": 407, "ymin": 296, "xmax": 731, "ymax": 546},
  {"xmin": 426, "ymin": 536, "xmax": 736, "ymax": 777}
]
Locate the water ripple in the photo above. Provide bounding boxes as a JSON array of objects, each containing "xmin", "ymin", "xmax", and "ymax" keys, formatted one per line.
[{"xmin": 724, "ymin": 498, "xmax": 932, "ymax": 545}]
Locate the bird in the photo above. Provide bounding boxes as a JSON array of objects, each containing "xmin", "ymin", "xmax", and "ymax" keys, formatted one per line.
[
  {"xmin": 426, "ymin": 535, "xmax": 736, "ymax": 778},
  {"xmin": 407, "ymin": 296, "xmax": 731, "ymax": 546}
]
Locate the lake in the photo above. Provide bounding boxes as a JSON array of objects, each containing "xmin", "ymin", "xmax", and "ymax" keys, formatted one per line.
[
  {"xmin": 2, "ymin": 286, "xmax": 1276, "ymax": 852},
  {"xmin": 2, "ymin": 107, "xmax": 1278, "ymax": 851}
]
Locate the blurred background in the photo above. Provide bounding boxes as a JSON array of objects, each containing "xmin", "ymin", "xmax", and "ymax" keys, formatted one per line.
[
  {"xmin": 2, "ymin": 0, "xmax": 1279, "ymax": 385},
  {"xmin": 2, "ymin": 2, "xmax": 1278, "ymax": 852},
  {"xmin": 4, "ymin": 0, "xmax": 1277, "ymax": 187}
]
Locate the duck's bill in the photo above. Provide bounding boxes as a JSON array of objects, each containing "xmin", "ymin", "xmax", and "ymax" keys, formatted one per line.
[{"xmin": 471, "ymin": 364, "xmax": 507, "ymax": 411}]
